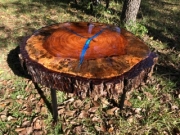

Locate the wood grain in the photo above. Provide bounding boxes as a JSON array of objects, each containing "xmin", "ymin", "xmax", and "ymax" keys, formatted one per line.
[
  {"xmin": 20, "ymin": 22, "xmax": 157, "ymax": 102},
  {"xmin": 22, "ymin": 22, "xmax": 150, "ymax": 79}
]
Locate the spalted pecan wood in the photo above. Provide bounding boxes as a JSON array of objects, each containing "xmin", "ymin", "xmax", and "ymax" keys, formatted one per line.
[{"xmin": 20, "ymin": 22, "xmax": 157, "ymax": 101}]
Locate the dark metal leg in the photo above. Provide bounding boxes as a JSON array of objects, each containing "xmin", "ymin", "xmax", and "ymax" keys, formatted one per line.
[
  {"xmin": 50, "ymin": 88, "xmax": 58, "ymax": 123},
  {"xmin": 119, "ymin": 88, "xmax": 126, "ymax": 110},
  {"xmin": 105, "ymin": 0, "xmax": 109, "ymax": 9},
  {"xmin": 119, "ymin": 79, "xmax": 128, "ymax": 110}
]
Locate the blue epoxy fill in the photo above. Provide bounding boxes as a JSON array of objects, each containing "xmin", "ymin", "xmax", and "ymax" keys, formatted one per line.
[
  {"xmin": 79, "ymin": 29, "xmax": 105, "ymax": 66},
  {"xmin": 64, "ymin": 25, "xmax": 121, "ymax": 67}
]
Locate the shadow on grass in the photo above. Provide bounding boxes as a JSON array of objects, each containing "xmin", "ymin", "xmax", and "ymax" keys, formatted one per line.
[
  {"xmin": 7, "ymin": 45, "xmax": 54, "ymax": 119},
  {"xmin": 141, "ymin": 0, "xmax": 180, "ymax": 50},
  {"xmin": 7, "ymin": 46, "xmax": 31, "ymax": 79},
  {"xmin": 154, "ymin": 51, "xmax": 180, "ymax": 87},
  {"xmin": 7, "ymin": 46, "xmax": 58, "ymax": 124},
  {"xmin": 140, "ymin": 0, "xmax": 180, "ymax": 94}
]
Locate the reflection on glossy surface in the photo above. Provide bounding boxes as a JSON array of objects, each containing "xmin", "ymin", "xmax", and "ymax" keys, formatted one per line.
[{"xmin": 43, "ymin": 22, "xmax": 127, "ymax": 60}]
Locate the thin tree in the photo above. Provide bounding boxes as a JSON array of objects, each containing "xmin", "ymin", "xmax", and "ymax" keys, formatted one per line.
[{"xmin": 121, "ymin": 0, "xmax": 141, "ymax": 25}]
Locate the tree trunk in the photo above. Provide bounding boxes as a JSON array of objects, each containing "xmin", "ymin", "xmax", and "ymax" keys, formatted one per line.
[{"xmin": 121, "ymin": 0, "xmax": 141, "ymax": 25}]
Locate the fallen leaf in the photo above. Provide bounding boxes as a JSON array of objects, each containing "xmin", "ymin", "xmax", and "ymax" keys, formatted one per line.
[
  {"xmin": 35, "ymin": 94, "xmax": 41, "ymax": 99},
  {"xmin": 38, "ymin": 98, "xmax": 44, "ymax": 106},
  {"xmin": 95, "ymin": 125, "xmax": 101, "ymax": 131},
  {"xmin": 144, "ymin": 92, "xmax": 153, "ymax": 100},
  {"xmin": 58, "ymin": 108, "xmax": 65, "ymax": 115},
  {"xmin": 100, "ymin": 124, "xmax": 107, "ymax": 132},
  {"xmin": 135, "ymin": 114, "xmax": 142, "ymax": 119},
  {"xmin": 78, "ymin": 110, "xmax": 89, "ymax": 119},
  {"xmin": 15, "ymin": 127, "xmax": 25, "ymax": 132},
  {"xmin": 171, "ymin": 105, "xmax": 179, "ymax": 110},
  {"xmin": 93, "ymin": 95, "xmax": 99, "ymax": 101},
  {"xmin": 65, "ymin": 110, "xmax": 76, "ymax": 117},
  {"xmin": 67, "ymin": 93, "xmax": 74, "ymax": 98},
  {"xmin": 7, "ymin": 116, "xmax": 15, "ymax": 121},
  {"xmin": 65, "ymin": 103, "xmax": 71, "ymax": 110},
  {"xmin": 18, "ymin": 129, "xmax": 27, "ymax": 135},
  {"xmin": 0, "ymin": 100, "xmax": 11, "ymax": 109},
  {"xmin": 64, "ymin": 129, "xmax": 71, "ymax": 135},
  {"xmin": 101, "ymin": 98, "xmax": 109, "ymax": 108},
  {"xmin": 33, "ymin": 130, "xmax": 44, "ymax": 135},
  {"xmin": 88, "ymin": 107, "xmax": 99, "ymax": 113},
  {"xmin": 20, "ymin": 110, "xmax": 31, "ymax": 116},
  {"xmin": 16, "ymin": 99, "xmax": 24, "ymax": 104},
  {"xmin": 137, "ymin": 96, "xmax": 142, "ymax": 100},
  {"xmin": 108, "ymin": 126, "xmax": 114, "ymax": 133},
  {"xmin": 26, "ymin": 127, "xmax": 33, "ymax": 134},
  {"xmin": 108, "ymin": 119, "xmax": 114, "ymax": 125},
  {"xmin": 22, "ymin": 121, "xmax": 31, "ymax": 127},
  {"xmin": 92, "ymin": 116, "xmax": 101, "ymax": 122},
  {"xmin": 124, "ymin": 100, "xmax": 132, "ymax": 107},
  {"xmin": 163, "ymin": 131, "xmax": 169, "ymax": 135},
  {"xmin": 92, "ymin": 101, "xmax": 100, "ymax": 107},
  {"xmin": 35, "ymin": 104, "xmax": 41, "ymax": 113},
  {"xmin": 17, "ymin": 95, "xmax": 24, "ymax": 99},
  {"xmin": 63, "ymin": 98, "xmax": 74, "ymax": 104},
  {"xmin": 33, "ymin": 119, "xmax": 42, "ymax": 130},
  {"xmin": 0, "ymin": 114, "xmax": 7, "ymax": 121},
  {"xmin": 73, "ymin": 99, "xmax": 83, "ymax": 108},
  {"xmin": 84, "ymin": 102, "xmax": 91, "ymax": 111},
  {"xmin": 28, "ymin": 94, "xmax": 36, "ymax": 102},
  {"xmin": 134, "ymin": 108, "xmax": 142, "ymax": 114},
  {"xmin": 106, "ymin": 107, "xmax": 119, "ymax": 115},
  {"xmin": 58, "ymin": 105, "xmax": 65, "ymax": 109},
  {"xmin": 25, "ymin": 81, "xmax": 33, "ymax": 91},
  {"xmin": 40, "ymin": 106, "xmax": 48, "ymax": 114},
  {"xmin": 70, "ymin": 120, "xmax": 77, "ymax": 125},
  {"xmin": 127, "ymin": 116, "xmax": 134, "ymax": 123},
  {"xmin": 73, "ymin": 125, "xmax": 82, "ymax": 134}
]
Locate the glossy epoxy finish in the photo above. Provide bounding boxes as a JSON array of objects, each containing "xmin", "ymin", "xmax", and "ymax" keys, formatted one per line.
[{"xmin": 23, "ymin": 22, "xmax": 150, "ymax": 79}]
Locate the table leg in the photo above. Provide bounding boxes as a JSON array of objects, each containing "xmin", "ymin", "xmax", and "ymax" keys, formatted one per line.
[
  {"xmin": 119, "ymin": 79, "xmax": 128, "ymax": 110},
  {"xmin": 119, "ymin": 89, "xmax": 126, "ymax": 110},
  {"xmin": 50, "ymin": 88, "xmax": 58, "ymax": 123}
]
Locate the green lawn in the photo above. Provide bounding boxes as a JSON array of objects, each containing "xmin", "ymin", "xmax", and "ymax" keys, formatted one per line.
[{"xmin": 0, "ymin": 0, "xmax": 179, "ymax": 134}]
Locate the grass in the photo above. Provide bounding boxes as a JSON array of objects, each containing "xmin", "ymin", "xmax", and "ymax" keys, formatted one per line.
[{"xmin": 0, "ymin": 0, "xmax": 180, "ymax": 134}]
